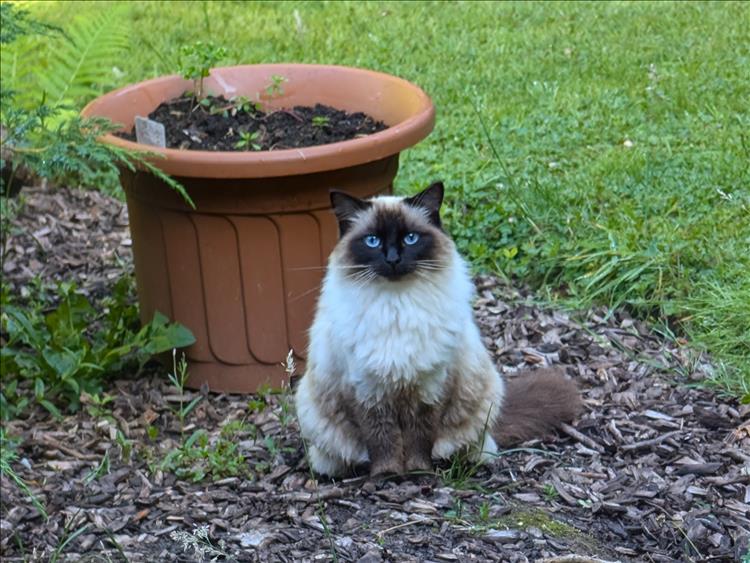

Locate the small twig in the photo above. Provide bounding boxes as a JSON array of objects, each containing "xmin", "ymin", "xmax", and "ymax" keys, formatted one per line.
[
  {"xmin": 376, "ymin": 518, "xmax": 434, "ymax": 538},
  {"xmin": 276, "ymin": 109, "xmax": 304, "ymax": 122},
  {"xmin": 621, "ymin": 430, "xmax": 681, "ymax": 451},
  {"xmin": 550, "ymin": 473, "xmax": 581, "ymax": 506},
  {"xmin": 704, "ymin": 474, "xmax": 750, "ymax": 486},
  {"xmin": 644, "ymin": 500, "xmax": 704, "ymax": 560},
  {"xmin": 559, "ymin": 422, "xmax": 605, "ymax": 453},
  {"xmin": 38, "ymin": 436, "xmax": 100, "ymax": 461},
  {"xmin": 607, "ymin": 419, "xmax": 624, "ymax": 443}
]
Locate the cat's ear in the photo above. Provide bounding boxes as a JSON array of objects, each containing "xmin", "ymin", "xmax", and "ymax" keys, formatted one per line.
[
  {"xmin": 404, "ymin": 181, "xmax": 444, "ymax": 227},
  {"xmin": 330, "ymin": 190, "xmax": 371, "ymax": 236}
]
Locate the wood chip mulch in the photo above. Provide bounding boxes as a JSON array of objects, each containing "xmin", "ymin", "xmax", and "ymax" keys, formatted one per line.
[{"xmin": 1, "ymin": 185, "xmax": 748, "ymax": 563}]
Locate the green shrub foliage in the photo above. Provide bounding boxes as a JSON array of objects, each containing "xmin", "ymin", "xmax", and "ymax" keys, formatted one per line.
[{"xmin": 0, "ymin": 279, "xmax": 195, "ymax": 420}]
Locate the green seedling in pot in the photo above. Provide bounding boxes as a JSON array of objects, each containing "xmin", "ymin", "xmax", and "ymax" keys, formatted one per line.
[
  {"xmin": 265, "ymin": 74, "xmax": 287, "ymax": 97},
  {"xmin": 235, "ymin": 130, "xmax": 261, "ymax": 151},
  {"xmin": 229, "ymin": 95, "xmax": 260, "ymax": 115},
  {"xmin": 178, "ymin": 41, "xmax": 227, "ymax": 102},
  {"xmin": 312, "ymin": 115, "xmax": 330, "ymax": 128}
]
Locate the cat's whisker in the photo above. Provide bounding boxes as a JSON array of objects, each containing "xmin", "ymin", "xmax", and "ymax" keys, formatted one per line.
[
  {"xmin": 288, "ymin": 283, "xmax": 323, "ymax": 303},
  {"xmin": 414, "ymin": 270, "xmax": 438, "ymax": 280},
  {"xmin": 347, "ymin": 271, "xmax": 368, "ymax": 284},
  {"xmin": 285, "ymin": 266, "xmax": 328, "ymax": 272},
  {"xmin": 347, "ymin": 266, "xmax": 372, "ymax": 279},
  {"xmin": 351, "ymin": 269, "xmax": 377, "ymax": 288},
  {"xmin": 356, "ymin": 270, "xmax": 376, "ymax": 284},
  {"xmin": 286, "ymin": 265, "xmax": 365, "ymax": 271},
  {"xmin": 416, "ymin": 260, "xmax": 449, "ymax": 266}
]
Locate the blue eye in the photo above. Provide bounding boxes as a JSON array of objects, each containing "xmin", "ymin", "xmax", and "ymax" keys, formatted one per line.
[
  {"xmin": 403, "ymin": 232, "xmax": 420, "ymax": 245},
  {"xmin": 364, "ymin": 235, "xmax": 381, "ymax": 248}
]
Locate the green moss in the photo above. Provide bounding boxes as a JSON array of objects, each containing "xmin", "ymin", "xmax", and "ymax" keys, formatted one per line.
[
  {"xmin": 497, "ymin": 506, "xmax": 608, "ymax": 556},
  {"xmin": 497, "ymin": 508, "xmax": 579, "ymax": 538}
]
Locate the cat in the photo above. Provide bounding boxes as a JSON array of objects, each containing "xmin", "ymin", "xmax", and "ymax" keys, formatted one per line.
[{"xmin": 294, "ymin": 181, "xmax": 581, "ymax": 477}]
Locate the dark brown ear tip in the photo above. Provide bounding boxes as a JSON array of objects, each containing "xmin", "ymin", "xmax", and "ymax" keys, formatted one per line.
[
  {"xmin": 329, "ymin": 189, "xmax": 348, "ymax": 206},
  {"xmin": 427, "ymin": 181, "xmax": 445, "ymax": 203}
]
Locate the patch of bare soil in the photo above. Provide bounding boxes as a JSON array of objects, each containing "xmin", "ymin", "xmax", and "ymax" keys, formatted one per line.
[
  {"xmin": 1, "ymin": 186, "xmax": 748, "ymax": 562},
  {"xmin": 115, "ymin": 97, "xmax": 387, "ymax": 152}
]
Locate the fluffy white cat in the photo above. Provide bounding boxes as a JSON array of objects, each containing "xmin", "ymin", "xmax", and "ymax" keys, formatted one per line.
[{"xmin": 295, "ymin": 182, "xmax": 579, "ymax": 477}]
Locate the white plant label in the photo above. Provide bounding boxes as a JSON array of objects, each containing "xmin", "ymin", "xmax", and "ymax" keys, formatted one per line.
[{"xmin": 134, "ymin": 116, "xmax": 166, "ymax": 148}]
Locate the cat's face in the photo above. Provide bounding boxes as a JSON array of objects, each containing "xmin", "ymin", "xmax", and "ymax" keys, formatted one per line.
[{"xmin": 330, "ymin": 182, "xmax": 451, "ymax": 282}]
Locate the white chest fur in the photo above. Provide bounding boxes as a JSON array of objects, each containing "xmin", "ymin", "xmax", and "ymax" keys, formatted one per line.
[{"xmin": 308, "ymin": 251, "xmax": 476, "ymax": 405}]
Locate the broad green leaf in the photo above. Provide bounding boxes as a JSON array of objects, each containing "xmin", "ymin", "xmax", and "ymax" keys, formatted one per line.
[
  {"xmin": 143, "ymin": 311, "xmax": 196, "ymax": 355},
  {"xmin": 34, "ymin": 378, "xmax": 45, "ymax": 399},
  {"xmin": 42, "ymin": 348, "xmax": 81, "ymax": 379},
  {"xmin": 39, "ymin": 399, "xmax": 61, "ymax": 419}
]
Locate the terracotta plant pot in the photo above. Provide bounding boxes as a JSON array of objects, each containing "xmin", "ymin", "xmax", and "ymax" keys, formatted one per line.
[{"xmin": 81, "ymin": 64, "xmax": 435, "ymax": 393}]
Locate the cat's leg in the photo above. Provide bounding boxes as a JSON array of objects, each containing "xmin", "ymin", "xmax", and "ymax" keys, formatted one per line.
[
  {"xmin": 433, "ymin": 398, "xmax": 502, "ymax": 462},
  {"xmin": 399, "ymin": 401, "xmax": 439, "ymax": 473},
  {"xmin": 358, "ymin": 402, "xmax": 405, "ymax": 476},
  {"xmin": 307, "ymin": 444, "xmax": 349, "ymax": 477},
  {"xmin": 432, "ymin": 334, "xmax": 505, "ymax": 462},
  {"xmin": 295, "ymin": 374, "xmax": 368, "ymax": 477}
]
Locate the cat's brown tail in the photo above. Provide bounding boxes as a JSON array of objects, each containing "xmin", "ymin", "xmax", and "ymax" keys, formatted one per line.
[{"xmin": 493, "ymin": 368, "xmax": 582, "ymax": 446}]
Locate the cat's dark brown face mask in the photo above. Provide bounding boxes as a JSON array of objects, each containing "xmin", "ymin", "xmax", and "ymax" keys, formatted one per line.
[{"xmin": 330, "ymin": 182, "xmax": 449, "ymax": 281}]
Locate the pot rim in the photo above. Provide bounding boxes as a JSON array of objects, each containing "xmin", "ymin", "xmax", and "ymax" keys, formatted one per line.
[{"xmin": 81, "ymin": 63, "xmax": 435, "ymax": 178}]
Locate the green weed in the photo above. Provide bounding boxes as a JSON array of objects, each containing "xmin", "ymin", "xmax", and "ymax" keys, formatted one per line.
[
  {"xmin": 0, "ymin": 279, "xmax": 195, "ymax": 418},
  {"xmin": 166, "ymin": 350, "xmax": 203, "ymax": 437},
  {"xmin": 115, "ymin": 428, "xmax": 134, "ymax": 463},
  {"xmin": 82, "ymin": 450, "xmax": 111, "ymax": 485},
  {"xmin": 0, "ymin": 429, "xmax": 47, "ymax": 518},
  {"xmin": 312, "ymin": 115, "xmax": 330, "ymax": 128},
  {"xmin": 50, "ymin": 514, "xmax": 90, "ymax": 563},
  {"xmin": 159, "ymin": 427, "xmax": 249, "ymax": 483},
  {"xmin": 157, "ymin": 361, "xmax": 256, "ymax": 484},
  {"xmin": 444, "ymin": 499, "xmax": 465, "ymax": 524},
  {"xmin": 542, "ymin": 483, "xmax": 560, "ymax": 502},
  {"xmin": 80, "ymin": 392, "xmax": 115, "ymax": 421},
  {"xmin": 438, "ymin": 449, "xmax": 486, "ymax": 491},
  {"xmin": 229, "ymin": 94, "xmax": 259, "ymax": 115},
  {"xmin": 265, "ymin": 74, "xmax": 286, "ymax": 98}
]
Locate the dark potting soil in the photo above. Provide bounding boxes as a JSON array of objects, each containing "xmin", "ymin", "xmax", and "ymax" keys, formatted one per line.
[{"xmin": 116, "ymin": 94, "xmax": 388, "ymax": 151}]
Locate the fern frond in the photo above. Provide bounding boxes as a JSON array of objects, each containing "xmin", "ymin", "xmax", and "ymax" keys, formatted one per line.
[
  {"xmin": 37, "ymin": 8, "xmax": 129, "ymax": 107},
  {"xmin": 0, "ymin": 36, "xmax": 51, "ymax": 103}
]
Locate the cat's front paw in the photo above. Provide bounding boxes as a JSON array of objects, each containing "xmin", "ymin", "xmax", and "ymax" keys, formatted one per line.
[
  {"xmin": 405, "ymin": 452, "xmax": 433, "ymax": 474},
  {"xmin": 369, "ymin": 457, "xmax": 405, "ymax": 478}
]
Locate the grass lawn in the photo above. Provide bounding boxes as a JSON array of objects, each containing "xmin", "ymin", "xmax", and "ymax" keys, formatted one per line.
[{"xmin": 7, "ymin": 0, "xmax": 750, "ymax": 399}]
